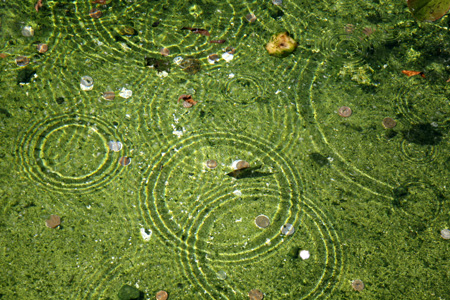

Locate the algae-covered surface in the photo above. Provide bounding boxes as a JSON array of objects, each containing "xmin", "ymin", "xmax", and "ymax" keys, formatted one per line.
[{"xmin": 1, "ymin": 0, "xmax": 450, "ymax": 299}]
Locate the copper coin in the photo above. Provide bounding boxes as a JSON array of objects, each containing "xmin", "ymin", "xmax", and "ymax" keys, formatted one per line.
[
  {"xmin": 155, "ymin": 290, "xmax": 168, "ymax": 300},
  {"xmin": 382, "ymin": 117, "xmax": 396, "ymax": 129},
  {"xmin": 248, "ymin": 289, "xmax": 263, "ymax": 300},
  {"xmin": 352, "ymin": 279, "xmax": 364, "ymax": 291},
  {"xmin": 45, "ymin": 214, "xmax": 61, "ymax": 228},
  {"xmin": 255, "ymin": 215, "xmax": 270, "ymax": 229},
  {"xmin": 160, "ymin": 48, "xmax": 170, "ymax": 57},
  {"xmin": 15, "ymin": 56, "xmax": 30, "ymax": 67},
  {"xmin": 119, "ymin": 156, "xmax": 131, "ymax": 166},
  {"xmin": 102, "ymin": 91, "xmax": 115, "ymax": 101},
  {"xmin": 206, "ymin": 160, "xmax": 218, "ymax": 169},
  {"xmin": 338, "ymin": 106, "xmax": 352, "ymax": 117},
  {"xmin": 89, "ymin": 8, "xmax": 102, "ymax": 18},
  {"xmin": 245, "ymin": 13, "xmax": 257, "ymax": 23},
  {"xmin": 236, "ymin": 160, "xmax": 250, "ymax": 170},
  {"xmin": 37, "ymin": 43, "xmax": 48, "ymax": 53}
]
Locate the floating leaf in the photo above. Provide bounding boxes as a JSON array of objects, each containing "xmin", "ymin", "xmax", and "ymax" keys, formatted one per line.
[{"xmin": 408, "ymin": 0, "xmax": 450, "ymax": 22}]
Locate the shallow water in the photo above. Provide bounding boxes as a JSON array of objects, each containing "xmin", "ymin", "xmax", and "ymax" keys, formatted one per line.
[{"xmin": 1, "ymin": 0, "xmax": 450, "ymax": 299}]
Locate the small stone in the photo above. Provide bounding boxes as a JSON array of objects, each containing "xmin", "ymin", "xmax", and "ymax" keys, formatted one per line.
[
  {"xmin": 118, "ymin": 284, "xmax": 140, "ymax": 300},
  {"xmin": 45, "ymin": 214, "xmax": 61, "ymax": 228},
  {"xmin": 441, "ymin": 229, "xmax": 450, "ymax": 239},
  {"xmin": 265, "ymin": 32, "xmax": 298, "ymax": 58},
  {"xmin": 352, "ymin": 279, "xmax": 364, "ymax": 291},
  {"xmin": 179, "ymin": 57, "xmax": 201, "ymax": 74}
]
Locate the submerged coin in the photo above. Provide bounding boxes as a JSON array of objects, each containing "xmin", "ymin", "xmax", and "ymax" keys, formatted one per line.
[
  {"xmin": 338, "ymin": 106, "xmax": 352, "ymax": 117},
  {"xmin": 248, "ymin": 289, "xmax": 264, "ymax": 300},
  {"xmin": 206, "ymin": 160, "xmax": 218, "ymax": 169},
  {"xmin": 119, "ymin": 156, "xmax": 131, "ymax": 166},
  {"xmin": 80, "ymin": 76, "xmax": 94, "ymax": 91},
  {"xmin": 217, "ymin": 270, "xmax": 227, "ymax": 280},
  {"xmin": 15, "ymin": 56, "xmax": 30, "ymax": 67},
  {"xmin": 281, "ymin": 223, "xmax": 295, "ymax": 235},
  {"xmin": 352, "ymin": 279, "xmax": 364, "ymax": 291},
  {"xmin": 102, "ymin": 91, "xmax": 115, "ymax": 101},
  {"xmin": 231, "ymin": 160, "xmax": 249, "ymax": 170},
  {"xmin": 21, "ymin": 26, "xmax": 34, "ymax": 37},
  {"xmin": 382, "ymin": 117, "xmax": 397, "ymax": 129},
  {"xmin": 155, "ymin": 290, "xmax": 168, "ymax": 300},
  {"xmin": 255, "ymin": 215, "xmax": 270, "ymax": 229},
  {"xmin": 245, "ymin": 13, "xmax": 257, "ymax": 23},
  {"xmin": 37, "ymin": 43, "xmax": 48, "ymax": 53}
]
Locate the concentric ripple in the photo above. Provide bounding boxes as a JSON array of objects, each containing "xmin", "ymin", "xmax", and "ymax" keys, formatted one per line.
[
  {"xmin": 17, "ymin": 114, "xmax": 124, "ymax": 192},
  {"xmin": 139, "ymin": 131, "xmax": 342, "ymax": 299},
  {"xmin": 394, "ymin": 83, "xmax": 450, "ymax": 127},
  {"xmin": 393, "ymin": 182, "xmax": 443, "ymax": 223}
]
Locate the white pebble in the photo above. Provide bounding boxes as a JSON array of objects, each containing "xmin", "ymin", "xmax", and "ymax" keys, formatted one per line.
[
  {"xmin": 299, "ymin": 250, "xmax": 310, "ymax": 260},
  {"xmin": 140, "ymin": 228, "xmax": 152, "ymax": 241},
  {"xmin": 108, "ymin": 141, "xmax": 122, "ymax": 152},
  {"xmin": 119, "ymin": 87, "xmax": 132, "ymax": 99},
  {"xmin": 222, "ymin": 52, "xmax": 234, "ymax": 62}
]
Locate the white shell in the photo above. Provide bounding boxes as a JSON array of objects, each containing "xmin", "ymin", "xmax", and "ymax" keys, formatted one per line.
[
  {"xmin": 232, "ymin": 190, "xmax": 242, "ymax": 197},
  {"xmin": 108, "ymin": 141, "xmax": 122, "ymax": 152},
  {"xmin": 157, "ymin": 71, "xmax": 169, "ymax": 78},
  {"xmin": 222, "ymin": 52, "xmax": 234, "ymax": 62},
  {"xmin": 80, "ymin": 76, "xmax": 94, "ymax": 91},
  {"xmin": 299, "ymin": 250, "xmax": 310, "ymax": 260},
  {"xmin": 140, "ymin": 228, "xmax": 152, "ymax": 241},
  {"xmin": 173, "ymin": 56, "xmax": 184, "ymax": 65},
  {"xmin": 119, "ymin": 87, "xmax": 132, "ymax": 98}
]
